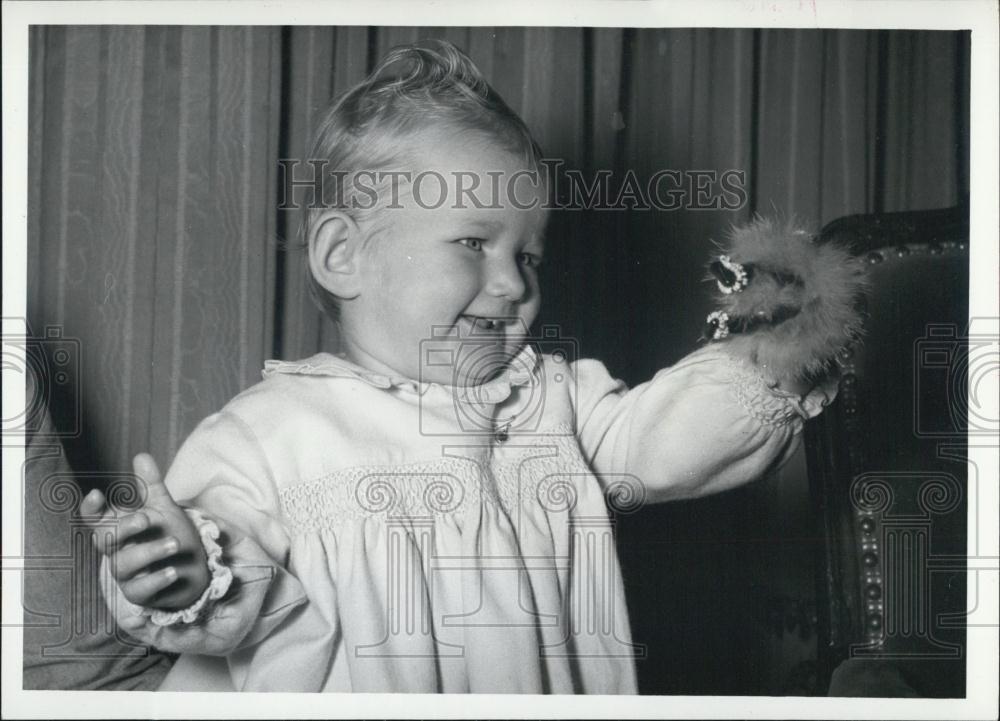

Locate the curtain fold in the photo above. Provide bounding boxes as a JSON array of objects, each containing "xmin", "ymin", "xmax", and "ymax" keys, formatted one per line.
[{"xmin": 29, "ymin": 26, "xmax": 282, "ymax": 468}]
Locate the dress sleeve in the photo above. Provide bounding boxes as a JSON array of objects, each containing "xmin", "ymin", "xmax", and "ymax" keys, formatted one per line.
[
  {"xmin": 100, "ymin": 410, "xmax": 334, "ymax": 691},
  {"xmin": 572, "ymin": 344, "xmax": 838, "ymax": 503}
]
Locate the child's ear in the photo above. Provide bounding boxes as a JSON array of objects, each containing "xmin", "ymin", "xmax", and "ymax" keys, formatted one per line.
[{"xmin": 308, "ymin": 210, "xmax": 364, "ymax": 299}]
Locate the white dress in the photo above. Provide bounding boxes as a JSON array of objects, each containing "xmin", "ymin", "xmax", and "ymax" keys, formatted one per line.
[{"xmin": 102, "ymin": 344, "xmax": 836, "ymax": 693}]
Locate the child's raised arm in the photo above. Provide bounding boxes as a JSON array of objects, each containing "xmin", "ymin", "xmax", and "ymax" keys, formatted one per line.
[
  {"xmin": 574, "ymin": 218, "xmax": 864, "ymax": 504},
  {"xmin": 573, "ymin": 347, "xmax": 838, "ymax": 504}
]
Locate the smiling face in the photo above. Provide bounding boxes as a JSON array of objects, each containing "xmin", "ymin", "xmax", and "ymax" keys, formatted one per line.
[{"xmin": 337, "ymin": 131, "xmax": 549, "ymax": 386}]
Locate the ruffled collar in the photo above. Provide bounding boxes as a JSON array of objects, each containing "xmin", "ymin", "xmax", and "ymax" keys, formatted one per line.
[{"xmin": 262, "ymin": 344, "xmax": 540, "ymax": 406}]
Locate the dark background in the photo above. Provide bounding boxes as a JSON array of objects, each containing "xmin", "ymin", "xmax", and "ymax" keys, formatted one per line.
[{"xmin": 27, "ymin": 26, "xmax": 970, "ymax": 694}]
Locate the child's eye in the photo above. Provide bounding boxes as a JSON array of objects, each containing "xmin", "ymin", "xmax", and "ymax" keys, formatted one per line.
[
  {"xmin": 457, "ymin": 238, "xmax": 484, "ymax": 251},
  {"xmin": 518, "ymin": 252, "xmax": 543, "ymax": 269}
]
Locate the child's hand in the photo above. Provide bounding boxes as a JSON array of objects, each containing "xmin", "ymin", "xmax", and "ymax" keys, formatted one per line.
[{"xmin": 79, "ymin": 453, "xmax": 211, "ymax": 611}]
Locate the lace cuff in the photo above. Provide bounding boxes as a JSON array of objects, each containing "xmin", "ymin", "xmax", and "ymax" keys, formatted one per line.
[
  {"xmin": 723, "ymin": 355, "xmax": 836, "ymax": 427},
  {"xmin": 125, "ymin": 507, "xmax": 234, "ymax": 627}
]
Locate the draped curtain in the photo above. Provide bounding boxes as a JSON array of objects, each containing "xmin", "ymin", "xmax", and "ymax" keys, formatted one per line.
[{"xmin": 26, "ymin": 25, "xmax": 969, "ymax": 694}]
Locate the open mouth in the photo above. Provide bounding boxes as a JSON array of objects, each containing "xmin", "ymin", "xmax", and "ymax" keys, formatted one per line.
[{"xmin": 459, "ymin": 315, "xmax": 509, "ymax": 332}]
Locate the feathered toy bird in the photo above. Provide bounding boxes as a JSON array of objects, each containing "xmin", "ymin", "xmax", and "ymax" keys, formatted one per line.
[{"xmin": 702, "ymin": 216, "xmax": 868, "ymax": 384}]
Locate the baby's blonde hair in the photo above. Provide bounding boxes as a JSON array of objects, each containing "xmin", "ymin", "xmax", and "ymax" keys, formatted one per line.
[{"xmin": 303, "ymin": 39, "xmax": 544, "ymax": 321}]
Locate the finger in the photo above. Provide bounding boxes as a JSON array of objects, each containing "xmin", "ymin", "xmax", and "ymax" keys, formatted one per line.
[
  {"xmin": 78, "ymin": 490, "xmax": 120, "ymax": 554},
  {"xmin": 121, "ymin": 566, "xmax": 178, "ymax": 607},
  {"xmin": 112, "ymin": 536, "xmax": 180, "ymax": 581},
  {"xmin": 79, "ymin": 487, "xmax": 150, "ymax": 553},
  {"xmin": 100, "ymin": 511, "xmax": 151, "ymax": 554},
  {"xmin": 90, "ymin": 512, "xmax": 152, "ymax": 557},
  {"xmin": 132, "ymin": 452, "xmax": 173, "ymax": 506},
  {"xmin": 132, "ymin": 452, "xmax": 163, "ymax": 488},
  {"xmin": 78, "ymin": 488, "xmax": 107, "ymax": 519}
]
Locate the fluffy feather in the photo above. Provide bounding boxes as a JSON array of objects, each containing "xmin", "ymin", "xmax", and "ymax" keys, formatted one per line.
[{"xmin": 704, "ymin": 216, "xmax": 868, "ymax": 383}]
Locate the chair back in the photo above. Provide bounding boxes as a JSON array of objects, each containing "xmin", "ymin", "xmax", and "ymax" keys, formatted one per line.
[{"xmin": 805, "ymin": 200, "xmax": 970, "ymax": 696}]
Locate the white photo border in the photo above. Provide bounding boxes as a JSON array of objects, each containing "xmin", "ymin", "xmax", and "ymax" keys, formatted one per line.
[{"xmin": 3, "ymin": 1, "xmax": 997, "ymax": 718}]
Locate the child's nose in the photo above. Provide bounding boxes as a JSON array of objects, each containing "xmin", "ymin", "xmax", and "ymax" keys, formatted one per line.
[{"xmin": 484, "ymin": 256, "xmax": 527, "ymax": 302}]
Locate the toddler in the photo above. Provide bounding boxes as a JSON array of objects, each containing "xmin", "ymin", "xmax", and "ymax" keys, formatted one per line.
[{"xmin": 80, "ymin": 41, "xmax": 837, "ymax": 693}]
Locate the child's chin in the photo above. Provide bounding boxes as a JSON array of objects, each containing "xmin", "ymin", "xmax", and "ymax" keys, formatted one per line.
[
  {"xmin": 450, "ymin": 342, "xmax": 522, "ymax": 387},
  {"xmin": 417, "ymin": 335, "xmax": 526, "ymax": 388}
]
